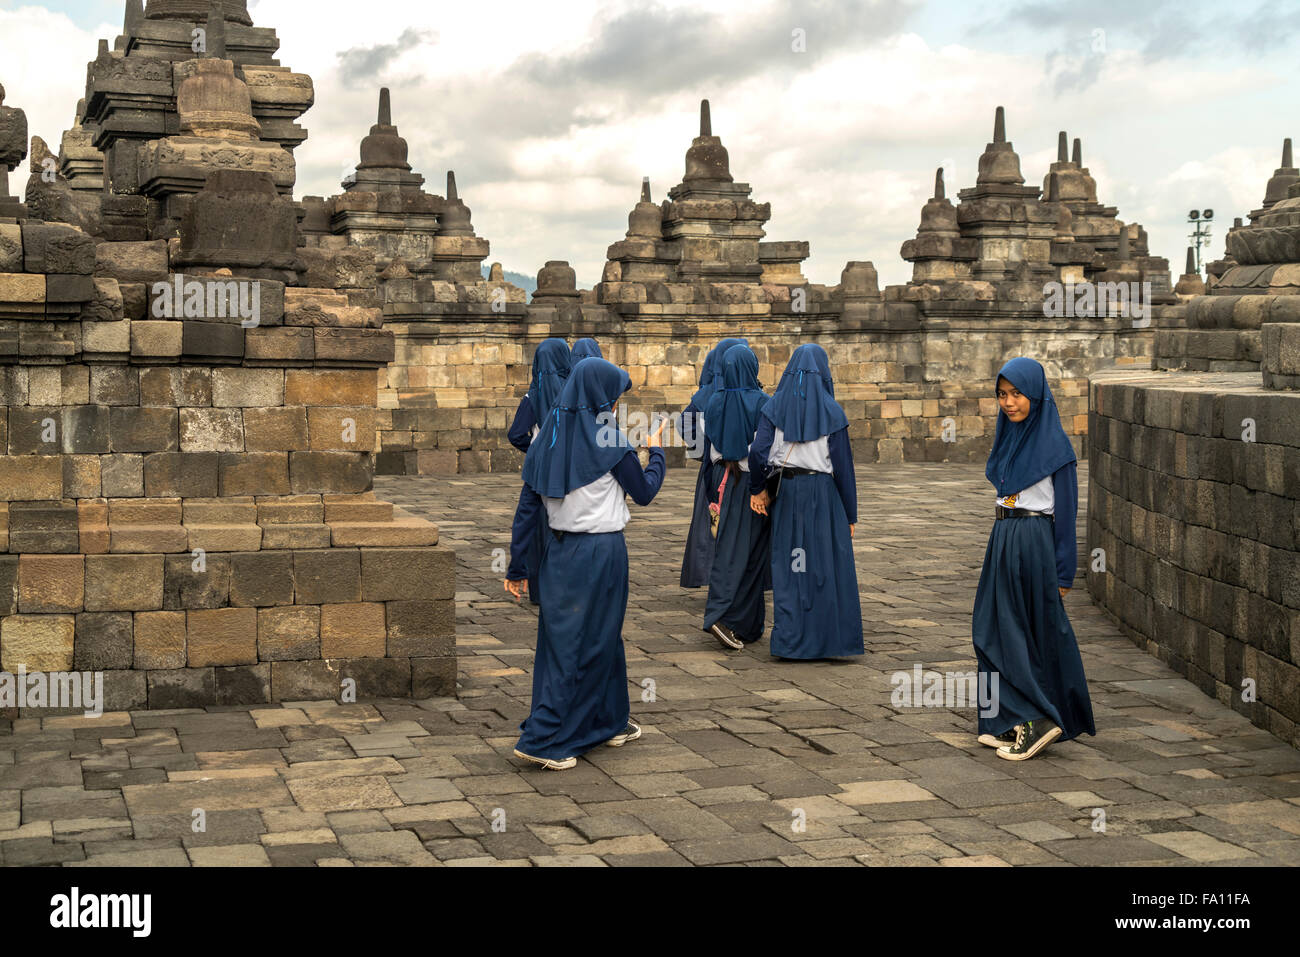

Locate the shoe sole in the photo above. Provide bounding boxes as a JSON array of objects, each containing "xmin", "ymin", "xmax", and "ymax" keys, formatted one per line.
[
  {"xmin": 513, "ymin": 748, "xmax": 576, "ymax": 770},
  {"xmin": 996, "ymin": 725, "xmax": 1063, "ymax": 761},
  {"xmin": 977, "ymin": 734, "xmax": 1016, "ymax": 748},
  {"xmin": 606, "ymin": 725, "xmax": 643, "ymax": 748}
]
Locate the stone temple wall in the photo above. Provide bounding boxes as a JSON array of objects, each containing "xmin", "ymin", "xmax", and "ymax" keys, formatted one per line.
[
  {"xmin": 0, "ymin": 2, "xmax": 456, "ymax": 712},
  {"xmin": 1088, "ymin": 149, "xmax": 1300, "ymax": 749},
  {"xmin": 367, "ymin": 105, "xmax": 1181, "ymax": 475}
]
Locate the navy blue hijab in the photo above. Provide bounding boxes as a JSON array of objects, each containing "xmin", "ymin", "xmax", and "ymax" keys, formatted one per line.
[
  {"xmin": 690, "ymin": 337, "xmax": 748, "ymax": 410},
  {"xmin": 528, "ymin": 338, "xmax": 572, "ymax": 423},
  {"xmin": 985, "ymin": 357, "xmax": 1077, "ymax": 497},
  {"xmin": 761, "ymin": 343, "xmax": 848, "ymax": 442},
  {"xmin": 571, "ymin": 338, "xmax": 603, "ymax": 362},
  {"xmin": 704, "ymin": 344, "xmax": 767, "ymax": 461},
  {"xmin": 522, "ymin": 357, "xmax": 633, "ymax": 498}
]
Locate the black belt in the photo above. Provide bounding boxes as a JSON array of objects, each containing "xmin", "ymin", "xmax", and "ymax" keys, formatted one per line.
[
  {"xmin": 778, "ymin": 467, "xmax": 821, "ymax": 477},
  {"xmin": 995, "ymin": 506, "xmax": 1052, "ymax": 520}
]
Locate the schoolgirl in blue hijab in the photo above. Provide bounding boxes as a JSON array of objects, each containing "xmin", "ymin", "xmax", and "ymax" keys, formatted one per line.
[
  {"xmin": 680, "ymin": 337, "xmax": 748, "ymax": 588},
  {"xmin": 570, "ymin": 338, "xmax": 603, "ymax": 362},
  {"xmin": 506, "ymin": 338, "xmax": 573, "ymax": 605},
  {"xmin": 748, "ymin": 344, "xmax": 863, "ymax": 659},
  {"xmin": 973, "ymin": 357, "xmax": 1095, "ymax": 760},
  {"xmin": 504, "ymin": 358, "xmax": 666, "ymax": 770},
  {"xmin": 702, "ymin": 344, "xmax": 772, "ymax": 649}
]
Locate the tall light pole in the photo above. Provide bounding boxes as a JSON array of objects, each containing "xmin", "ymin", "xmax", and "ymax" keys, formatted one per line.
[{"xmin": 1188, "ymin": 209, "xmax": 1214, "ymax": 274}]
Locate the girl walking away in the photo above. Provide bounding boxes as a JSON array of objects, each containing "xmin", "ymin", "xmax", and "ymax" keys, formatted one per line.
[
  {"xmin": 702, "ymin": 344, "xmax": 771, "ymax": 650},
  {"xmin": 571, "ymin": 338, "xmax": 603, "ymax": 362},
  {"xmin": 749, "ymin": 344, "xmax": 863, "ymax": 659},
  {"xmin": 680, "ymin": 337, "xmax": 747, "ymax": 588},
  {"xmin": 974, "ymin": 357, "xmax": 1095, "ymax": 761},
  {"xmin": 506, "ymin": 338, "xmax": 572, "ymax": 605},
  {"xmin": 504, "ymin": 358, "xmax": 667, "ymax": 770}
]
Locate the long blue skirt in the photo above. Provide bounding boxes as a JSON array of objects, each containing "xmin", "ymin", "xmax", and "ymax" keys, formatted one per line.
[
  {"xmin": 680, "ymin": 458, "xmax": 721, "ymax": 588},
  {"xmin": 522, "ymin": 498, "xmax": 549, "ymax": 606},
  {"xmin": 704, "ymin": 469, "xmax": 770, "ymax": 643},
  {"xmin": 516, "ymin": 530, "xmax": 631, "ymax": 760},
  {"xmin": 768, "ymin": 472, "xmax": 863, "ymax": 658},
  {"xmin": 972, "ymin": 516, "xmax": 1096, "ymax": 741}
]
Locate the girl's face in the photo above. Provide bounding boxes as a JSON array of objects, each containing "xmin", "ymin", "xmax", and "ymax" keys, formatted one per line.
[{"xmin": 996, "ymin": 377, "xmax": 1031, "ymax": 423}]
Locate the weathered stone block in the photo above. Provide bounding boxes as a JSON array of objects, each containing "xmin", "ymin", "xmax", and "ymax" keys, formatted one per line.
[
  {"xmin": 362, "ymin": 549, "xmax": 455, "ymax": 602},
  {"xmin": 22, "ymin": 224, "xmax": 95, "ymax": 274},
  {"xmin": 101, "ymin": 454, "xmax": 145, "ymax": 497},
  {"xmin": 257, "ymin": 606, "xmax": 320, "ymax": 661},
  {"xmin": 18, "ymin": 554, "xmax": 84, "ymax": 613},
  {"xmin": 245, "ymin": 326, "xmax": 313, "ymax": 361},
  {"xmin": 293, "ymin": 549, "xmax": 361, "ymax": 604},
  {"xmin": 8, "ymin": 501, "xmax": 79, "ymax": 551},
  {"xmin": 187, "ymin": 608, "xmax": 258, "ymax": 667},
  {"xmin": 82, "ymin": 319, "xmax": 130, "ymax": 354},
  {"xmin": 147, "ymin": 667, "xmax": 216, "ymax": 709},
  {"xmin": 182, "ymin": 321, "xmax": 244, "ymax": 359},
  {"xmin": 163, "ymin": 553, "xmax": 231, "ymax": 610},
  {"xmin": 229, "ymin": 551, "xmax": 294, "ymax": 607},
  {"xmin": 94, "ymin": 241, "xmax": 168, "ymax": 283},
  {"xmin": 289, "ymin": 451, "xmax": 371, "ymax": 494},
  {"xmin": 84, "ymin": 554, "xmax": 164, "ymax": 612},
  {"xmin": 243, "ymin": 406, "xmax": 308, "ymax": 451},
  {"xmin": 338, "ymin": 658, "xmax": 411, "ymax": 698},
  {"xmin": 386, "ymin": 600, "xmax": 455, "ymax": 657},
  {"xmin": 179, "ymin": 408, "xmax": 244, "ymax": 452},
  {"xmin": 109, "ymin": 407, "xmax": 178, "ymax": 452},
  {"xmin": 74, "ymin": 612, "xmax": 134, "ymax": 670},
  {"xmin": 1, "ymin": 615, "xmax": 76, "ymax": 671},
  {"xmin": 62, "ymin": 405, "xmax": 111, "ymax": 454},
  {"xmin": 270, "ymin": 659, "xmax": 340, "ymax": 702},
  {"xmin": 212, "ymin": 368, "xmax": 284, "ymax": 408},
  {"xmin": 320, "ymin": 603, "xmax": 386, "ymax": 658},
  {"xmin": 307, "ymin": 408, "xmax": 375, "ymax": 452},
  {"xmin": 219, "ymin": 452, "xmax": 290, "ymax": 496},
  {"xmin": 215, "ymin": 663, "xmax": 271, "ymax": 706},
  {"xmin": 89, "ymin": 366, "xmax": 139, "ymax": 405},
  {"xmin": 133, "ymin": 611, "xmax": 186, "ymax": 670},
  {"xmin": 130, "ymin": 320, "xmax": 184, "ymax": 358},
  {"xmin": 412, "ymin": 657, "xmax": 457, "ymax": 698},
  {"xmin": 143, "ymin": 452, "xmax": 220, "ymax": 498},
  {"xmin": 284, "ymin": 369, "xmax": 376, "ymax": 407},
  {"xmin": 0, "ymin": 556, "xmax": 18, "ymax": 616}
]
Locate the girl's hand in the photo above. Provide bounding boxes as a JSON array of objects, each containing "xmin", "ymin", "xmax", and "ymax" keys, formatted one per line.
[
  {"xmin": 504, "ymin": 579, "xmax": 528, "ymax": 602},
  {"xmin": 850, "ymin": 524, "xmax": 855, "ymax": 539},
  {"xmin": 1059, "ymin": 587, "xmax": 1070, "ymax": 600},
  {"xmin": 750, "ymin": 490, "xmax": 770, "ymax": 515},
  {"xmin": 647, "ymin": 417, "xmax": 667, "ymax": 449}
]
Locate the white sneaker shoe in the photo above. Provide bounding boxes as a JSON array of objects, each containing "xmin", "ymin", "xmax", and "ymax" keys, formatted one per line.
[
  {"xmin": 513, "ymin": 748, "xmax": 577, "ymax": 770},
  {"xmin": 606, "ymin": 722, "xmax": 642, "ymax": 747}
]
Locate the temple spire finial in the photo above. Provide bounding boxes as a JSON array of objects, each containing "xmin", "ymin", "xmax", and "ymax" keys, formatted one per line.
[
  {"xmin": 1057, "ymin": 131, "xmax": 1068, "ymax": 163},
  {"xmin": 446, "ymin": 170, "xmax": 458, "ymax": 201},
  {"xmin": 125, "ymin": 0, "xmax": 144, "ymax": 32},
  {"xmin": 1117, "ymin": 223, "xmax": 1130, "ymax": 261},
  {"xmin": 934, "ymin": 167, "xmax": 945, "ymax": 201},
  {"xmin": 993, "ymin": 106, "xmax": 1006, "ymax": 144},
  {"xmin": 1284, "ymin": 137, "xmax": 1294, "ymax": 169},
  {"xmin": 1072, "ymin": 137, "xmax": 1082, "ymax": 166},
  {"xmin": 700, "ymin": 99, "xmax": 712, "ymax": 137},
  {"xmin": 206, "ymin": 0, "xmax": 227, "ymax": 58},
  {"xmin": 1048, "ymin": 172, "xmax": 1060, "ymax": 202},
  {"xmin": 1185, "ymin": 247, "xmax": 1197, "ymax": 274},
  {"xmin": 640, "ymin": 176, "xmax": 651, "ymax": 203},
  {"xmin": 378, "ymin": 88, "xmax": 392, "ymax": 127}
]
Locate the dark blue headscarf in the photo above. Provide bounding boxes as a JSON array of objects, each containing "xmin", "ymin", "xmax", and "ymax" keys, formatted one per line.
[
  {"xmin": 571, "ymin": 338, "xmax": 602, "ymax": 362},
  {"xmin": 690, "ymin": 337, "xmax": 748, "ymax": 410},
  {"xmin": 528, "ymin": 338, "xmax": 572, "ymax": 423},
  {"xmin": 522, "ymin": 357, "xmax": 633, "ymax": 498},
  {"xmin": 985, "ymin": 357, "xmax": 1077, "ymax": 497},
  {"xmin": 760, "ymin": 343, "xmax": 848, "ymax": 442},
  {"xmin": 704, "ymin": 344, "xmax": 767, "ymax": 461}
]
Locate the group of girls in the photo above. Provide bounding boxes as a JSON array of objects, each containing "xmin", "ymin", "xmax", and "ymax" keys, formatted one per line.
[{"xmin": 502, "ymin": 336, "xmax": 1094, "ymax": 769}]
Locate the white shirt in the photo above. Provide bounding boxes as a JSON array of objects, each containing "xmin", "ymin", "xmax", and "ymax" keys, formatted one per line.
[
  {"xmin": 768, "ymin": 427, "xmax": 832, "ymax": 473},
  {"xmin": 996, "ymin": 474, "xmax": 1055, "ymax": 513},
  {"xmin": 710, "ymin": 441, "xmax": 752, "ymax": 471},
  {"xmin": 544, "ymin": 473, "xmax": 630, "ymax": 533}
]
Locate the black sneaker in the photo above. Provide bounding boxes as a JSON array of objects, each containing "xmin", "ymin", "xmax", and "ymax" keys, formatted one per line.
[
  {"xmin": 977, "ymin": 728, "xmax": 1019, "ymax": 748},
  {"xmin": 605, "ymin": 722, "xmax": 642, "ymax": 747},
  {"xmin": 997, "ymin": 719, "xmax": 1062, "ymax": 761},
  {"xmin": 709, "ymin": 622, "xmax": 745, "ymax": 651}
]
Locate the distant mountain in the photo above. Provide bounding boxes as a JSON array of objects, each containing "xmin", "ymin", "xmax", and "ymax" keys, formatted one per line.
[{"xmin": 481, "ymin": 266, "xmax": 538, "ymax": 294}]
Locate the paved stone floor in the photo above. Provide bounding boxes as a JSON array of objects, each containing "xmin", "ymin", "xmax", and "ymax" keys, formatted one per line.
[{"xmin": 3, "ymin": 463, "xmax": 1299, "ymax": 867}]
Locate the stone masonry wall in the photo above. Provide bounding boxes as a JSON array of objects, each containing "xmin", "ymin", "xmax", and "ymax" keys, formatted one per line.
[{"xmin": 1087, "ymin": 369, "xmax": 1300, "ymax": 747}]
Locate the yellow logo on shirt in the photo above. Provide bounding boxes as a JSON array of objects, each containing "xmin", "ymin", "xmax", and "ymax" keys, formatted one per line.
[{"xmin": 1003, "ymin": 493, "xmax": 1018, "ymax": 508}]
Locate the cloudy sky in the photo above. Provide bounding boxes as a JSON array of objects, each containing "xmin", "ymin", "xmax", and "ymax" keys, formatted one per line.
[{"xmin": 2, "ymin": 0, "xmax": 1297, "ymax": 287}]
